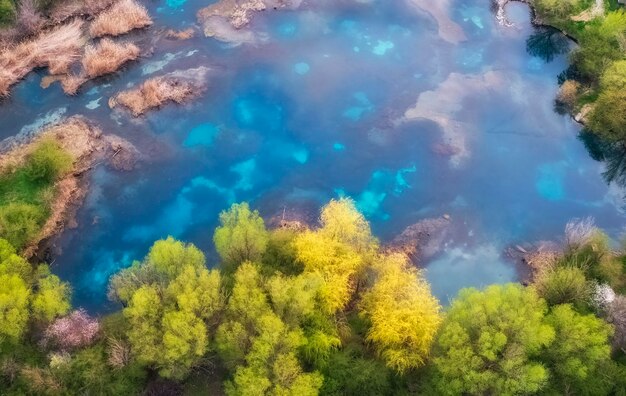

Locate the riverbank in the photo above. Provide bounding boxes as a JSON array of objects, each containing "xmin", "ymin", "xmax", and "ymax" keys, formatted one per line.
[
  {"xmin": 0, "ymin": 0, "xmax": 153, "ymax": 97},
  {"xmin": 0, "ymin": 116, "xmax": 138, "ymax": 259},
  {"xmin": 499, "ymin": 0, "xmax": 626, "ymax": 138}
]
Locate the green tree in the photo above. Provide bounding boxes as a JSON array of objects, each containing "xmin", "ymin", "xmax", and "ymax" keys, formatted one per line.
[
  {"xmin": 216, "ymin": 262, "xmax": 323, "ymax": 395},
  {"xmin": 541, "ymin": 304, "xmax": 613, "ymax": 394},
  {"xmin": 31, "ymin": 266, "xmax": 71, "ymax": 322},
  {"xmin": 0, "ymin": 203, "xmax": 46, "ymax": 251},
  {"xmin": 432, "ymin": 284, "xmax": 555, "ymax": 395},
  {"xmin": 589, "ymin": 60, "xmax": 626, "ymax": 140},
  {"xmin": 110, "ymin": 237, "xmax": 224, "ymax": 379},
  {"xmin": 572, "ymin": 11, "xmax": 626, "ymax": 81},
  {"xmin": 214, "ymin": 203, "xmax": 269, "ymax": 271}
]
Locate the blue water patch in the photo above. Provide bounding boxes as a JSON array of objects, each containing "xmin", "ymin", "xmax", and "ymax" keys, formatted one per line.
[
  {"xmin": 124, "ymin": 194, "xmax": 195, "ymax": 242},
  {"xmin": 339, "ymin": 19, "xmax": 359, "ymax": 37},
  {"xmin": 333, "ymin": 142, "xmax": 346, "ymax": 151},
  {"xmin": 80, "ymin": 251, "xmax": 133, "ymax": 294},
  {"xmin": 85, "ymin": 97, "xmax": 102, "ymax": 110},
  {"xmin": 527, "ymin": 57, "xmax": 544, "ymax": 71},
  {"xmin": 231, "ymin": 158, "xmax": 257, "ymax": 191},
  {"xmin": 394, "ymin": 164, "xmax": 417, "ymax": 195},
  {"xmin": 356, "ymin": 170, "xmax": 389, "ymax": 218},
  {"xmin": 343, "ymin": 92, "xmax": 374, "ymax": 121},
  {"xmin": 294, "ymin": 62, "xmax": 310, "ymax": 75},
  {"xmin": 233, "ymin": 95, "xmax": 284, "ymax": 131},
  {"xmin": 292, "ymin": 148, "xmax": 309, "ymax": 164},
  {"xmin": 459, "ymin": 5, "xmax": 489, "ymax": 33},
  {"xmin": 184, "ymin": 123, "xmax": 220, "ymax": 147},
  {"xmin": 278, "ymin": 22, "xmax": 298, "ymax": 37},
  {"xmin": 185, "ymin": 176, "xmax": 236, "ymax": 204},
  {"xmin": 166, "ymin": 0, "xmax": 186, "ymax": 9},
  {"xmin": 536, "ymin": 163, "xmax": 566, "ymax": 201},
  {"xmin": 357, "ymin": 190, "xmax": 387, "ymax": 217},
  {"xmin": 458, "ymin": 48, "xmax": 484, "ymax": 69},
  {"xmin": 372, "ymin": 40, "xmax": 394, "ymax": 56}
]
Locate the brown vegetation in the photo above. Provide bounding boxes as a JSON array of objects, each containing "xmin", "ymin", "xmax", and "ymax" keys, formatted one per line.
[
  {"xmin": 82, "ymin": 38, "xmax": 140, "ymax": 78},
  {"xmin": 89, "ymin": 0, "xmax": 152, "ymax": 38},
  {"xmin": 557, "ymin": 80, "xmax": 581, "ymax": 109},
  {"xmin": 1, "ymin": 0, "xmax": 147, "ymax": 97},
  {"xmin": 197, "ymin": 0, "xmax": 266, "ymax": 30},
  {"xmin": 49, "ymin": 0, "xmax": 116, "ymax": 24},
  {"xmin": 16, "ymin": 0, "xmax": 45, "ymax": 37},
  {"xmin": 110, "ymin": 77, "xmax": 195, "ymax": 116},
  {"xmin": 109, "ymin": 67, "xmax": 209, "ymax": 116},
  {"xmin": 0, "ymin": 19, "xmax": 85, "ymax": 96},
  {"xmin": 165, "ymin": 28, "xmax": 195, "ymax": 40}
]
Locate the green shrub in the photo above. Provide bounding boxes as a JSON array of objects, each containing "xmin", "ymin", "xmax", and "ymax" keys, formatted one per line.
[
  {"xmin": 53, "ymin": 344, "xmax": 147, "ymax": 395},
  {"xmin": 533, "ymin": 266, "xmax": 591, "ymax": 309},
  {"xmin": 0, "ymin": 0, "xmax": 15, "ymax": 25},
  {"xmin": 0, "ymin": 139, "xmax": 73, "ymax": 251},
  {"xmin": 261, "ymin": 228, "xmax": 303, "ymax": 276},
  {"xmin": 24, "ymin": 139, "xmax": 73, "ymax": 184},
  {"xmin": 589, "ymin": 61, "xmax": 626, "ymax": 140},
  {"xmin": 0, "ymin": 202, "xmax": 46, "ymax": 250},
  {"xmin": 320, "ymin": 348, "xmax": 396, "ymax": 396}
]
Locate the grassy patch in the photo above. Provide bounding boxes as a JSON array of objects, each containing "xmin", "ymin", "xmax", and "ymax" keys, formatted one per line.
[
  {"xmin": 0, "ymin": 0, "xmax": 15, "ymax": 25},
  {"xmin": 0, "ymin": 139, "xmax": 72, "ymax": 250}
]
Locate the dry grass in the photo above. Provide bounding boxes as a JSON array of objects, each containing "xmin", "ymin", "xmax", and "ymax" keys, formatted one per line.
[
  {"xmin": 165, "ymin": 28, "xmax": 195, "ymax": 40},
  {"xmin": 82, "ymin": 38, "xmax": 140, "ymax": 78},
  {"xmin": 16, "ymin": 0, "xmax": 45, "ymax": 37},
  {"xmin": 59, "ymin": 74, "xmax": 88, "ymax": 95},
  {"xmin": 0, "ymin": 19, "xmax": 85, "ymax": 96},
  {"xmin": 89, "ymin": 0, "xmax": 152, "ymax": 38},
  {"xmin": 49, "ymin": 0, "xmax": 116, "ymax": 24},
  {"xmin": 110, "ymin": 76, "xmax": 196, "ymax": 116}
]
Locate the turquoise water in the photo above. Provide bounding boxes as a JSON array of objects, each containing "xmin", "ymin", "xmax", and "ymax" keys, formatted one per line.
[{"xmin": 1, "ymin": 0, "xmax": 625, "ymax": 310}]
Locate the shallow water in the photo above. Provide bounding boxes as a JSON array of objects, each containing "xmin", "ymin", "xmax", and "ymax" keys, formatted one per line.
[{"xmin": 2, "ymin": 0, "xmax": 625, "ymax": 310}]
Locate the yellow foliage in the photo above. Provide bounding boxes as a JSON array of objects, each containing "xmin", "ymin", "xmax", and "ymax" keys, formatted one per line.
[
  {"xmin": 319, "ymin": 198, "xmax": 377, "ymax": 253},
  {"xmin": 360, "ymin": 253, "xmax": 442, "ymax": 373},
  {"xmin": 294, "ymin": 231, "xmax": 362, "ymax": 314}
]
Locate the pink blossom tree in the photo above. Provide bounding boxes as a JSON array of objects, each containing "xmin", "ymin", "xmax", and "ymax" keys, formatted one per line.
[{"xmin": 44, "ymin": 309, "xmax": 100, "ymax": 350}]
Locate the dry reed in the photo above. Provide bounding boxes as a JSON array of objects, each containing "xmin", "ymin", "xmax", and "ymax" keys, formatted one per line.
[
  {"xmin": 82, "ymin": 38, "xmax": 140, "ymax": 78},
  {"xmin": 110, "ymin": 76, "xmax": 196, "ymax": 116},
  {"xmin": 0, "ymin": 19, "xmax": 85, "ymax": 96},
  {"xmin": 89, "ymin": 0, "xmax": 152, "ymax": 38}
]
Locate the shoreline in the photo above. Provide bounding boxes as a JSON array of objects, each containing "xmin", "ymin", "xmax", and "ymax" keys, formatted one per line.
[
  {"xmin": 496, "ymin": 0, "xmax": 594, "ymax": 126},
  {"xmin": 0, "ymin": 116, "xmax": 139, "ymax": 260}
]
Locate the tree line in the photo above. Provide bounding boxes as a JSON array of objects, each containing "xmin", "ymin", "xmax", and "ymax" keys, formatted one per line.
[{"xmin": 2, "ymin": 198, "xmax": 626, "ymax": 394}]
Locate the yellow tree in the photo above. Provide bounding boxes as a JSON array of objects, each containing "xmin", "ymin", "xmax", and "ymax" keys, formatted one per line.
[
  {"xmin": 294, "ymin": 198, "xmax": 376, "ymax": 314},
  {"xmin": 360, "ymin": 253, "xmax": 442, "ymax": 373}
]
